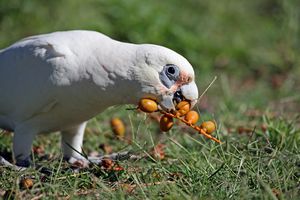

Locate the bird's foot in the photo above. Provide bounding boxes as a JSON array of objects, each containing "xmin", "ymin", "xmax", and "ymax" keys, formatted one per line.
[
  {"xmin": 1, "ymin": 156, "xmax": 53, "ymax": 176},
  {"xmin": 66, "ymin": 156, "xmax": 90, "ymax": 169},
  {"xmin": 88, "ymin": 151, "xmax": 142, "ymax": 165},
  {"xmin": 66, "ymin": 151, "xmax": 141, "ymax": 167},
  {"xmin": 0, "ymin": 156, "xmax": 27, "ymax": 171}
]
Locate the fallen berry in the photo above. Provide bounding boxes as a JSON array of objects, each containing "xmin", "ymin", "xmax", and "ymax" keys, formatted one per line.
[
  {"xmin": 151, "ymin": 144, "xmax": 166, "ymax": 160},
  {"xmin": 110, "ymin": 118, "xmax": 125, "ymax": 137},
  {"xmin": 32, "ymin": 145, "xmax": 45, "ymax": 155},
  {"xmin": 101, "ymin": 158, "xmax": 114, "ymax": 169},
  {"xmin": 20, "ymin": 178, "xmax": 33, "ymax": 189}
]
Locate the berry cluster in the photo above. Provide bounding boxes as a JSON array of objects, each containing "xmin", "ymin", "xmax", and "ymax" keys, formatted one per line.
[{"xmin": 138, "ymin": 99, "xmax": 221, "ymax": 143}]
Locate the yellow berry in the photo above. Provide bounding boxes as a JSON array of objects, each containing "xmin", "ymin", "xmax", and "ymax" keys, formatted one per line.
[
  {"xmin": 175, "ymin": 101, "xmax": 190, "ymax": 116},
  {"xmin": 139, "ymin": 99, "xmax": 158, "ymax": 113},
  {"xmin": 110, "ymin": 118, "xmax": 125, "ymax": 137},
  {"xmin": 184, "ymin": 110, "xmax": 199, "ymax": 125},
  {"xmin": 200, "ymin": 121, "xmax": 216, "ymax": 134},
  {"xmin": 160, "ymin": 114, "xmax": 174, "ymax": 132}
]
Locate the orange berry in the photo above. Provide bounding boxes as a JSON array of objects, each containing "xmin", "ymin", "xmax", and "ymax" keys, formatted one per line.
[
  {"xmin": 184, "ymin": 110, "xmax": 199, "ymax": 125},
  {"xmin": 110, "ymin": 118, "xmax": 125, "ymax": 137},
  {"xmin": 20, "ymin": 178, "xmax": 33, "ymax": 189},
  {"xmin": 160, "ymin": 114, "xmax": 174, "ymax": 132},
  {"xmin": 175, "ymin": 101, "xmax": 190, "ymax": 116},
  {"xmin": 139, "ymin": 99, "xmax": 158, "ymax": 113},
  {"xmin": 200, "ymin": 121, "xmax": 216, "ymax": 134}
]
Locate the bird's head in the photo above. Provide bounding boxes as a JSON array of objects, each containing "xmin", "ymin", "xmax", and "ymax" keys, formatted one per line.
[{"xmin": 134, "ymin": 44, "xmax": 198, "ymax": 111}]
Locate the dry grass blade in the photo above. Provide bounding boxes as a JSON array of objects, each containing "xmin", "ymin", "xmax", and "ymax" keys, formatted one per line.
[
  {"xmin": 198, "ymin": 76, "xmax": 217, "ymax": 102},
  {"xmin": 114, "ymin": 181, "xmax": 175, "ymax": 193}
]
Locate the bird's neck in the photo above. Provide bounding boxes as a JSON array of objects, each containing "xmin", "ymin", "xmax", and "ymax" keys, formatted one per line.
[{"xmin": 81, "ymin": 39, "xmax": 143, "ymax": 107}]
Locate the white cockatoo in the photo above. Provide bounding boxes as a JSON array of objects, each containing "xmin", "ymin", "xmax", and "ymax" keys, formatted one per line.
[{"xmin": 0, "ymin": 30, "xmax": 198, "ymax": 167}]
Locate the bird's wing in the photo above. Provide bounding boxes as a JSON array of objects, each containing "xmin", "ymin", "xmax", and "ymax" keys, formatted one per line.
[
  {"xmin": 0, "ymin": 31, "xmax": 116, "ymax": 123},
  {"xmin": 0, "ymin": 35, "xmax": 72, "ymax": 120}
]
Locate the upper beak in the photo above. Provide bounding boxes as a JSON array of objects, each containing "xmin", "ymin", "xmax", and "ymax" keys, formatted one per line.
[
  {"xmin": 180, "ymin": 81, "xmax": 198, "ymax": 108},
  {"xmin": 159, "ymin": 81, "xmax": 199, "ymax": 111}
]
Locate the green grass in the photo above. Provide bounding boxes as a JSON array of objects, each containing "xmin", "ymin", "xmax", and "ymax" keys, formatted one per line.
[
  {"xmin": 0, "ymin": 109, "xmax": 299, "ymax": 199},
  {"xmin": 0, "ymin": 0, "xmax": 300, "ymax": 199}
]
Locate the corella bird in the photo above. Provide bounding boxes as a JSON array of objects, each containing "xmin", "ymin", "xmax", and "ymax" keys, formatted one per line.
[{"xmin": 0, "ymin": 30, "xmax": 198, "ymax": 168}]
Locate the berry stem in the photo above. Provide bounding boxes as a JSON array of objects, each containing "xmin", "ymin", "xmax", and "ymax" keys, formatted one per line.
[{"xmin": 160, "ymin": 110, "xmax": 221, "ymax": 144}]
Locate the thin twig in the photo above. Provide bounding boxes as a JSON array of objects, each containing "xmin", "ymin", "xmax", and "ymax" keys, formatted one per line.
[
  {"xmin": 160, "ymin": 110, "xmax": 221, "ymax": 143},
  {"xmin": 198, "ymin": 76, "xmax": 217, "ymax": 101},
  {"xmin": 208, "ymin": 163, "xmax": 225, "ymax": 180}
]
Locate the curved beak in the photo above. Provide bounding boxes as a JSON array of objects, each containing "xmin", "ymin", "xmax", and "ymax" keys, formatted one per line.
[
  {"xmin": 159, "ymin": 81, "xmax": 199, "ymax": 111},
  {"xmin": 180, "ymin": 81, "xmax": 198, "ymax": 108}
]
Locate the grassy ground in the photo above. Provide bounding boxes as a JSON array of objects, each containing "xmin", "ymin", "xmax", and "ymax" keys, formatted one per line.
[
  {"xmin": 0, "ymin": 108, "xmax": 299, "ymax": 199},
  {"xmin": 0, "ymin": 0, "xmax": 300, "ymax": 199}
]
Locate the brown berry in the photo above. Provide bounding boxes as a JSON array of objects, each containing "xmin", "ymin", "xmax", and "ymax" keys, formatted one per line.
[
  {"xmin": 101, "ymin": 158, "xmax": 114, "ymax": 169},
  {"xmin": 200, "ymin": 121, "xmax": 216, "ymax": 134},
  {"xmin": 139, "ymin": 99, "xmax": 158, "ymax": 113},
  {"xmin": 151, "ymin": 143, "xmax": 166, "ymax": 160},
  {"xmin": 160, "ymin": 115, "xmax": 174, "ymax": 132},
  {"xmin": 184, "ymin": 110, "xmax": 199, "ymax": 125},
  {"xmin": 175, "ymin": 101, "xmax": 190, "ymax": 116},
  {"xmin": 110, "ymin": 118, "xmax": 125, "ymax": 137},
  {"xmin": 32, "ymin": 145, "xmax": 45, "ymax": 155}
]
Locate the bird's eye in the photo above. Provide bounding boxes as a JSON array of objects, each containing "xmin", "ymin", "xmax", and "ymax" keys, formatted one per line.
[
  {"xmin": 159, "ymin": 64, "xmax": 180, "ymax": 88},
  {"xmin": 165, "ymin": 64, "xmax": 179, "ymax": 80},
  {"xmin": 167, "ymin": 66, "xmax": 175, "ymax": 74}
]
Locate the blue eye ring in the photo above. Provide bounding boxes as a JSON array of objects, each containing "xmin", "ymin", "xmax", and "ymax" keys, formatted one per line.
[{"xmin": 165, "ymin": 64, "xmax": 179, "ymax": 80}]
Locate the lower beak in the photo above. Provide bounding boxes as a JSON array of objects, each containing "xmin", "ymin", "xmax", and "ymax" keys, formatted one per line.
[
  {"xmin": 159, "ymin": 94, "xmax": 175, "ymax": 111},
  {"xmin": 159, "ymin": 81, "xmax": 199, "ymax": 111}
]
